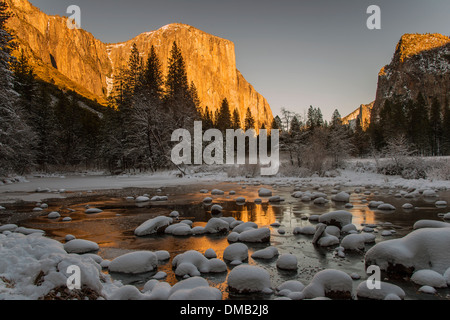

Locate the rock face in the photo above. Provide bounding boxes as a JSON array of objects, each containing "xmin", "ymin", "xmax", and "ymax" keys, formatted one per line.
[
  {"xmin": 6, "ymin": 0, "xmax": 273, "ymax": 128},
  {"xmin": 373, "ymin": 33, "xmax": 450, "ymax": 114},
  {"xmin": 342, "ymin": 102, "xmax": 374, "ymax": 130}
]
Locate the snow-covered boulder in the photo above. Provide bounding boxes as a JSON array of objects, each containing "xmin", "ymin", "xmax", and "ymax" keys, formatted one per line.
[
  {"xmin": 402, "ymin": 203, "xmax": 414, "ymax": 209},
  {"xmin": 318, "ymin": 210, "xmax": 352, "ymax": 229},
  {"xmin": 422, "ymin": 189, "xmax": 437, "ymax": 197},
  {"xmin": 377, "ymin": 203, "xmax": 396, "ymax": 211},
  {"xmin": 232, "ymin": 221, "xmax": 258, "ymax": 234},
  {"xmin": 85, "ymin": 208, "xmax": 103, "ymax": 214},
  {"xmin": 223, "ymin": 243, "xmax": 248, "ymax": 264},
  {"xmin": 341, "ymin": 234, "xmax": 366, "ymax": 251},
  {"xmin": 211, "ymin": 189, "xmax": 225, "ymax": 195},
  {"xmin": 276, "ymin": 254, "xmax": 298, "ymax": 271},
  {"xmin": 237, "ymin": 228, "xmax": 270, "ymax": 243},
  {"xmin": 251, "ymin": 247, "xmax": 279, "ymax": 260},
  {"xmin": 368, "ymin": 201, "xmax": 384, "ymax": 208},
  {"xmin": 47, "ymin": 212, "xmax": 61, "ymax": 219},
  {"xmin": 331, "ymin": 191, "xmax": 350, "ymax": 203},
  {"xmin": 0, "ymin": 224, "xmax": 18, "ymax": 233},
  {"xmin": 302, "ymin": 269, "xmax": 353, "ymax": 299},
  {"xmin": 276, "ymin": 280, "xmax": 305, "ymax": 298},
  {"xmin": 410, "ymin": 269, "xmax": 447, "ymax": 288},
  {"xmin": 64, "ymin": 239, "xmax": 99, "ymax": 254},
  {"xmin": 312, "ymin": 224, "xmax": 339, "ymax": 247},
  {"xmin": 293, "ymin": 226, "xmax": 316, "ymax": 235},
  {"xmin": 204, "ymin": 248, "xmax": 217, "ymax": 259},
  {"xmin": 227, "ymin": 265, "xmax": 272, "ymax": 294},
  {"xmin": 169, "ymin": 211, "xmax": 180, "ymax": 218},
  {"xmin": 204, "ymin": 218, "xmax": 229, "ymax": 234},
  {"xmin": 165, "ymin": 223, "xmax": 191, "ymax": 236},
  {"xmin": 135, "ymin": 196, "xmax": 150, "ymax": 202},
  {"xmin": 258, "ymin": 188, "xmax": 272, "ymax": 197},
  {"xmin": 435, "ymin": 200, "xmax": 447, "ymax": 207},
  {"xmin": 168, "ymin": 277, "xmax": 222, "ymax": 300},
  {"xmin": 172, "ymin": 250, "xmax": 227, "ymax": 277},
  {"xmin": 134, "ymin": 216, "xmax": 173, "ymax": 236},
  {"xmin": 108, "ymin": 251, "xmax": 158, "ymax": 274},
  {"xmin": 365, "ymin": 228, "xmax": 450, "ymax": 276},
  {"xmin": 210, "ymin": 204, "xmax": 223, "ymax": 215},
  {"xmin": 413, "ymin": 220, "xmax": 450, "ymax": 229},
  {"xmin": 356, "ymin": 281, "xmax": 405, "ymax": 300}
]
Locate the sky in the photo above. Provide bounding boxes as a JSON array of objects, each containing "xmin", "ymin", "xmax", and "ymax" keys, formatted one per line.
[{"xmin": 29, "ymin": 0, "xmax": 450, "ymax": 121}]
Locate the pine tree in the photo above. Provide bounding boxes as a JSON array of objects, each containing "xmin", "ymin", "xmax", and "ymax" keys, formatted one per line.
[
  {"xmin": 231, "ymin": 109, "xmax": 241, "ymax": 130},
  {"xmin": 408, "ymin": 93, "xmax": 430, "ymax": 155},
  {"xmin": 202, "ymin": 106, "xmax": 214, "ymax": 130},
  {"xmin": 244, "ymin": 107, "xmax": 255, "ymax": 131},
  {"xmin": 139, "ymin": 45, "xmax": 163, "ymax": 99},
  {"xmin": 0, "ymin": 1, "xmax": 35, "ymax": 175},
  {"xmin": 442, "ymin": 99, "xmax": 450, "ymax": 155},
  {"xmin": 331, "ymin": 109, "xmax": 342, "ymax": 127},
  {"xmin": 216, "ymin": 98, "xmax": 232, "ymax": 131}
]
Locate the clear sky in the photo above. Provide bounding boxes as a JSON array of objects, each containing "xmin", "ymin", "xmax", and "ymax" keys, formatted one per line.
[{"xmin": 29, "ymin": 0, "xmax": 450, "ymax": 121}]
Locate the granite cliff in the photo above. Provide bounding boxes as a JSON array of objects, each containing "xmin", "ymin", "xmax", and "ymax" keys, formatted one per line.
[{"xmin": 6, "ymin": 0, "xmax": 273, "ymax": 128}]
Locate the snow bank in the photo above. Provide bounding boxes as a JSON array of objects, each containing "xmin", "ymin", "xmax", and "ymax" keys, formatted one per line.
[
  {"xmin": 365, "ymin": 228, "xmax": 450, "ymax": 276},
  {"xmin": 0, "ymin": 233, "xmax": 109, "ymax": 300},
  {"xmin": 227, "ymin": 265, "xmax": 272, "ymax": 294},
  {"xmin": 302, "ymin": 269, "xmax": 353, "ymax": 299},
  {"xmin": 134, "ymin": 216, "xmax": 173, "ymax": 236},
  {"xmin": 108, "ymin": 251, "xmax": 158, "ymax": 274}
]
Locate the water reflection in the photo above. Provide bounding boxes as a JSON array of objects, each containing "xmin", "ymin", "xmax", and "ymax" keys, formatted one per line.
[{"xmin": 3, "ymin": 182, "xmax": 450, "ymax": 300}]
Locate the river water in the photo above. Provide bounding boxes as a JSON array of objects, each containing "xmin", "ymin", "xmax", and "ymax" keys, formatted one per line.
[{"xmin": 1, "ymin": 182, "xmax": 449, "ymax": 300}]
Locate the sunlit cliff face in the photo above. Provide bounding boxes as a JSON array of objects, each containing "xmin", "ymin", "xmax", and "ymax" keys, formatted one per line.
[{"xmin": 6, "ymin": 0, "xmax": 273, "ymax": 129}]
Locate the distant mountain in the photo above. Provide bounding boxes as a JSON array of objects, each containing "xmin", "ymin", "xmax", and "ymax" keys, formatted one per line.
[
  {"xmin": 342, "ymin": 102, "xmax": 374, "ymax": 130},
  {"xmin": 5, "ymin": 0, "xmax": 273, "ymax": 128},
  {"xmin": 373, "ymin": 33, "xmax": 450, "ymax": 114},
  {"xmin": 344, "ymin": 33, "xmax": 449, "ymax": 129}
]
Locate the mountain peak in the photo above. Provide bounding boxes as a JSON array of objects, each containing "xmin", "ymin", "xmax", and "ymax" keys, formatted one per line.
[{"xmin": 395, "ymin": 33, "xmax": 450, "ymax": 63}]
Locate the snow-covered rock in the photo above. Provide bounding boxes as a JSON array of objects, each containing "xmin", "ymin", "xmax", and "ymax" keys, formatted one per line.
[
  {"xmin": 423, "ymin": 189, "xmax": 438, "ymax": 197},
  {"xmin": 435, "ymin": 200, "xmax": 447, "ymax": 207},
  {"xmin": 331, "ymin": 191, "xmax": 350, "ymax": 203},
  {"xmin": 356, "ymin": 281, "xmax": 405, "ymax": 300},
  {"xmin": 168, "ymin": 277, "xmax": 222, "ymax": 300},
  {"xmin": 258, "ymin": 188, "xmax": 272, "ymax": 197},
  {"xmin": 134, "ymin": 216, "xmax": 173, "ymax": 236},
  {"xmin": 377, "ymin": 203, "xmax": 396, "ymax": 211},
  {"xmin": 237, "ymin": 228, "xmax": 270, "ymax": 243},
  {"xmin": 410, "ymin": 269, "xmax": 447, "ymax": 288},
  {"xmin": 312, "ymin": 224, "xmax": 339, "ymax": 247},
  {"xmin": 211, "ymin": 189, "xmax": 225, "ymax": 195},
  {"xmin": 204, "ymin": 218, "xmax": 229, "ymax": 234},
  {"xmin": 293, "ymin": 226, "xmax": 316, "ymax": 235},
  {"xmin": 413, "ymin": 219, "xmax": 450, "ymax": 229},
  {"xmin": 135, "ymin": 196, "xmax": 150, "ymax": 202},
  {"xmin": 165, "ymin": 223, "xmax": 191, "ymax": 236},
  {"xmin": 302, "ymin": 269, "xmax": 353, "ymax": 299},
  {"xmin": 47, "ymin": 212, "xmax": 61, "ymax": 219},
  {"xmin": 276, "ymin": 254, "xmax": 298, "ymax": 271},
  {"xmin": 227, "ymin": 265, "xmax": 272, "ymax": 294},
  {"xmin": 318, "ymin": 210, "xmax": 352, "ymax": 228},
  {"xmin": 210, "ymin": 204, "xmax": 223, "ymax": 215},
  {"xmin": 204, "ymin": 248, "xmax": 217, "ymax": 259},
  {"xmin": 251, "ymin": 246, "xmax": 279, "ymax": 260},
  {"xmin": 365, "ymin": 228, "xmax": 450, "ymax": 276},
  {"xmin": 402, "ymin": 203, "xmax": 414, "ymax": 209},
  {"xmin": 108, "ymin": 251, "xmax": 158, "ymax": 274},
  {"xmin": 85, "ymin": 208, "xmax": 103, "ymax": 214},
  {"xmin": 232, "ymin": 221, "xmax": 258, "ymax": 234},
  {"xmin": 341, "ymin": 234, "xmax": 366, "ymax": 251},
  {"xmin": 172, "ymin": 250, "xmax": 227, "ymax": 277},
  {"xmin": 64, "ymin": 239, "xmax": 99, "ymax": 254},
  {"xmin": 223, "ymin": 243, "xmax": 248, "ymax": 264}
]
